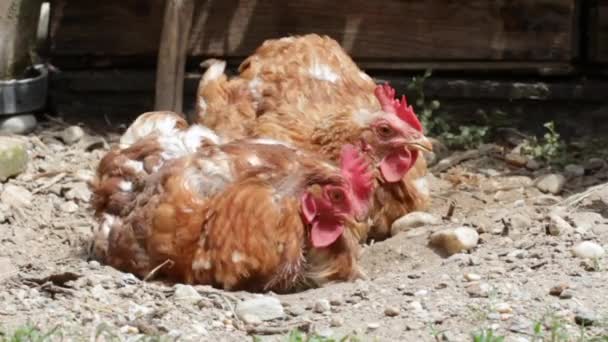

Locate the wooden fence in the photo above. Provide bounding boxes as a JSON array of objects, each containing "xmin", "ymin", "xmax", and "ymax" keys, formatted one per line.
[{"xmin": 47, "ymin": 0, "xmax": 608, "ymax": 131}]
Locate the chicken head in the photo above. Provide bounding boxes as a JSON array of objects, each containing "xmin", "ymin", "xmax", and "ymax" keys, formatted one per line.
[
  {"xmin": 358, "ymin": 84, "xmax": 433, "ymax": 183},
  {"xmin": 301, "ymin": 144, "xmax": 373, "ymax": 248}
]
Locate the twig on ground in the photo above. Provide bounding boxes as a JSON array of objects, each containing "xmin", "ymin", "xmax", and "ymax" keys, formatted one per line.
[
  {"xmin": 445, "ymin": 201, "xmax": 456, "ymax": 220},
  {"xmin": 32, "ymin": 172, "xmax": 67, "ymax": 194},
  {"xmin": 143, "ymin": 259, "xmax": 174, "ymax": 282},
  {"xmin": 554, "ymin": 183, "xmax": 608, "ymax": 211},
  {"xmin": 246, "ymin": 320, "xmax": 311, "ymax": 335}
]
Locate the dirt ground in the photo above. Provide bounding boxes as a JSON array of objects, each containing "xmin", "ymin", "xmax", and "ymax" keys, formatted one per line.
[{"xmin": 0, "ymin": 117, "xmax": 607, "ymax": 342}]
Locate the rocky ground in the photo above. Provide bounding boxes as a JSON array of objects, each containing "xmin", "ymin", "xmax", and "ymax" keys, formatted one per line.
[{"xmin": 0, "ymin": 117, "xmax": 607, "ymax": 342}]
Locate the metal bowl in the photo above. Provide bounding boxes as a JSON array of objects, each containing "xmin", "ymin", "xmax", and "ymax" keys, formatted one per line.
[{"xmin": 0, "ymin": 64, "xmax": 49, "ymax": 115}]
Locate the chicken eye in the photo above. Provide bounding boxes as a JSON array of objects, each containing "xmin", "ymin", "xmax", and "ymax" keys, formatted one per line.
[
  {"xmin": 327, "ymin": 188, "xmax": 346, "ymax": 203},
  {"xmin": 376, "ymin": 124, "xmax": 394, "ymax": 138}
]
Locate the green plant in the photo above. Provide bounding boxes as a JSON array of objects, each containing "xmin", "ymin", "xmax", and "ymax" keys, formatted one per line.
[
  {"xmin": 406, "ymin": 69, "xmax": 488, "ymax": 149},
  {"xmin": 253, "ymin": 329, "xmax": 361, "ymax": 342},
  {"xmin": 520, "ymin": 121, "xmax": 566, "ymax": 164},
  {"xmin": 0, "ymin": 325, "xmax": 60, "ymax": 342},
  {"xmin": 531, "ymin": 313, "xmax": 580, "ymax": 342},
  {"xmin": 472, "ymin": 329, "xmax": 505, "ymax": 342}
]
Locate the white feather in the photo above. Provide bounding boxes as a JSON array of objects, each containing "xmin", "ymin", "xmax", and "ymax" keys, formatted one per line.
[
  {"xmin": 118, "ymin": 181, "xmax": 133, "ymax": 192},
  {"xmin": 309, "ymin": 62, "xmax": 339, "ymax": 83},
  {"xmin": 123, "ymin": 159, "xmax": 144, "ymax": 173}
]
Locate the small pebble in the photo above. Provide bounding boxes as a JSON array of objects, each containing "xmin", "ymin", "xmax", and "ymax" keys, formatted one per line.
[
  {"xmin": 329, "ymin": 295, "xmax": 343, "ymax": 306},
  {"xmin": 64, "ymin": 182, "xmax": 92, "ymax": 202},
  {"xmin": 1, "ymin": 184, "xmax": 32, "ymax": 208},
  {"xmin": 559, "ymin": 289, "xmax": 575, "ymax": 299},
  {"xmin": 330, "ymin": 316, "xmax": 344, "ymax": 327},
  {"xmin": 547, "ymin": 214, "xmax": 573, "ymax": 236},
  {"xmin": 0, "ymin": 114, "xmax": 37, "ymax": 134},
  {"xmin": 549, "ymin": 283, "xmax": 569, "ymax": 296},
  {"xmin": 236, "ymin": 296, "xmax": 285, "ymax": 321},
  {"xmin": 495, "ymin": 303, "xmax": 512, "ymax": 314},
  {"xmin": 505, "ymin": 153, "xmax": 528, "ymax": 167},
  {"xmin": 414, "ymin": 289, "xmax": 428, "ymax": 297},
  {"xmin": 391, "ymin": 211, "xmax": 441, "ymax": 236},
  {"xmin": 313, "ymin": 299, "xmax": 331, "ymax": 313},
  {"xmin": 241, "ymin": 313, "xmax": 262, "ymax": 325},
  {"xmin": 384, "ymin": 306, "xmax": 400, "ymax": 317},
  {"xmin": 488, "ymin": 312, "xmax": 501, "ymax": 321},
  {"xmin": 510, "ymin": 214, "xmax": 532, "ymax": 231},
  {"xmin": 60, "ymin": 125, "xmax": 86, "ymax": 145},
  {"xmin": 535, "ymin": 174, "xmax": 566, "ymax": 194},
  {"xmin": 59, "ymin": 201, "xmax": 79, "ymax": 213},
  {"xmin": 572, "ymin": 241, "xmax": 605, "ymax": 259},
  {"xmin": 575, "ymin": 309, "xmax": 597, "ymax": 326},
  {"xmin": 429, "ymin": 227, "xmax": 479, "ymax": 256},
  {"xmin": 286, "ymin": 305, "xmax": 306, "ymax": 316},
  {"xmin": 406, "ymin": 321, "xmax": 425, "ymax": 331},
  {"xmin": 465, "ymin": 282, "xmax": 491, "ymax": 298},
  {"xmin": 464, "ymin": 273, "xmax": 482, "ymax": 282},
  {"xmin": 88, "ymin": 260, "xmax": 101, "ymax": 269},
  {"xmin": 119, "ymin": 325, "xmax": 139, "ymax": 334},
  {"xmin": 173, "ymin": 284, "xmax": 202, "ymax": 304},
  {"xmin": 367, "ymin": 322, "xmax": 380, "ymax": 330}
]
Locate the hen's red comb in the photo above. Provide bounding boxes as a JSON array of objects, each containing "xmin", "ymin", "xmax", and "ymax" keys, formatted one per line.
[
  {"xmin": 340, "ymin": 144, "xmax": 373, "ymax": 201},
  {"xmin": 374, "ymin": 83, "xmax": 423, "ymax": 132}
]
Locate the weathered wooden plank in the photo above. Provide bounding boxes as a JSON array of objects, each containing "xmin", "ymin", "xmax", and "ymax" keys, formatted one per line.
[
  {"xmin": 49, "ymin": 0, "xmax": 577, "ymax": 69},
  {"xmin": 0, "ymin": 0, "xmax": 43, "ymax": 79},
  {"xmin": 49, "ymin": 0, "xmax": 165, "ymax": 57},
  {"xmin": 154, "ymin": 0, "xmax": 194, "ymax": 112},
  {"xmin": 589, "ymin": 2, "xmax": 608, "ymax": 63},
  {"xmin": 51, "ymin": 69, "xmax": 608, "ymax": 102}
]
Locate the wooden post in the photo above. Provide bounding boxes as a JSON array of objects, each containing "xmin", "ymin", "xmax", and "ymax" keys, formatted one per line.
[
  {"xmin": 0, "ymin": 0, "xmax": 43, "ymax": 80},
  {"xmin": 154, "ymin": 0, "xmax": 194, "ymax": 113}
]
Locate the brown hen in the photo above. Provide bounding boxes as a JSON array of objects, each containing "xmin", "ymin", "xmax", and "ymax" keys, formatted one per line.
[
  {"xmin": 92, "ymin": 139, "xmax": 374, "ymax": 292},
  {"xmin": 90, "ymin": 111, "xmax": 221, "ymax": 219},
  {"xmin": 196, "ymin": 34, "xmax": 432, "ymax": 242}
]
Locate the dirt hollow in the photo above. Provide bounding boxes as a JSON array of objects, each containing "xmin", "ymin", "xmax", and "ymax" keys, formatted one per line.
[{"xmin": 0, "ymin": 118, "xmax": 607, "ymax": 342}]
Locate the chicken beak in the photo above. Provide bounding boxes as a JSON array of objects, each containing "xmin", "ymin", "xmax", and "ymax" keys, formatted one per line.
[{"xmin": 405, "ymin": 135, "xmax": 433, "ymax": 153}]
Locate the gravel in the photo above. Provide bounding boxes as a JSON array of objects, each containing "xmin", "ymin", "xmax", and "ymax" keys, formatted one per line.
[{"xmin": 2, "ymin": 120, "xmax": 607, "ymax": 340}]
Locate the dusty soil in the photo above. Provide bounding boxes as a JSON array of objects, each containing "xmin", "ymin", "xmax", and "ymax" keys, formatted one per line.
[{"xmin": 0, "ymin": 118, "xmax": 607, "ymax": 341}]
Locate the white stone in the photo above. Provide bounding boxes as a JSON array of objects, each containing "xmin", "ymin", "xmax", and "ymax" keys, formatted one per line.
[
  {"xmin": 495, "ymin": 303, "xmax": 512, "ymax": 314},
  {"xmin": 64, "ymin": 182, "xmax": 92, "ymax": 202},
  {"xmin": 572, "ymin": 241, "xmax": 605, "ymax": 259},
  {"xmin": 173, "ymin": 284, "xmax": 202, "ymax": 304},
  {"xmin": 367, "ymin": 322, "xmax": 380, "ymax": 330},
  {"xmin": 535, "ymin": 174, "xmax": 566, "ymax": 194},
  {"xmin": 59, "ymin": 201, "xmax": 79, "ymax": 213},
  {"xmin": 391, "ymin": 212, "xmax": 441, "ymax": 236},
  {"xmin": 60, "ymin": 126, "xmax": 85, "ymax": 145},
  {"xmin": 547, "ymin": 214, "xmax": 573, "ymax": 236},
  {"xmin": 466, "ymin": 282, "xmax": 491, "ymax": 298},
  {"xmin": 240, "ymin": 313, "xmax": 262, "ymax": 325},
  {"xmin": 0, "ymin": 114, "xmax": 37, "ymax": 134},
  {"xmin": 1, "ymin": 184, "xmax": 32, "ymax": 208},
  {"xmin": 236, "ymin": 296, "xmax": 285, "ymax": 322},
  {"xmin": 429, "ymin": 227, "xmax": 479, "ymax": 256},
  {"xmin": 464, "ymin": 273, "xmax": 482, "ymax": 282},
  {"xmin": 313, "ymin": 299, "xmax": 331, "ymax": 313}
]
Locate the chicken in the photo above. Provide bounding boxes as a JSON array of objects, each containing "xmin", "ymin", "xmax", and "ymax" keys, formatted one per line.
[
  {"xmin": 90, "ymin": 111, "xmax": 221, "ymax": 221},
  {"xmin": 92, "ymin": 139, "xmax": 374, "ymax": 292},
  {"xmin": 195, "ymin": 34, "xmax": 432, "ymax": 242}
]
